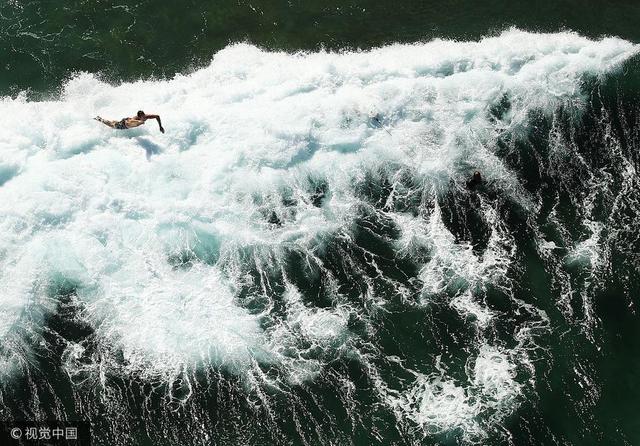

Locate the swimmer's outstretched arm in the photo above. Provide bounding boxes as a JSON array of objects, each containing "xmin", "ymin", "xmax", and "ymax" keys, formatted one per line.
[
  {"xmin": 145, "ymin": 114, "xmax": 164, "ymax": 133},
  {"xmin": 94, "ymin": 116, "xmax": 117, "ymax": 128}
]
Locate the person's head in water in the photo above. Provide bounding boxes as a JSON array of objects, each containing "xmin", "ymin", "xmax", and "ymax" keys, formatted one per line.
[
  {"xmin": 137, "ymin": 110, "xmax": 145, "ymax": 119},
  {"xmin": 467, "ymin": 170, "xmax": 482, "ymax": 190}
]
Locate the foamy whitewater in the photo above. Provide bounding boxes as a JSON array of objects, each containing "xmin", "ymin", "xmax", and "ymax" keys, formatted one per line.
[{"xmin": 0, "ymin": 29, "xmax": 637, "ymax": 444}]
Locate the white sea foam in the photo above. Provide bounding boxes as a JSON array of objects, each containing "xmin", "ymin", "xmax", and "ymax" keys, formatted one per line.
[
  {"xmin": 408, "ymin": 199, "xmax": 515, "ymax": 296},
  {"xmin": 265, "ymin": 285, "xmax": 351, "ymax": 384},
  {"xmin": 389, "ymin": 345, "xmax": 520, "ymax": 442},
  {"xmin": 450, "ymin": 291, "xmax": 494, "ymax": 329},
  {"xmin": 565, "ymin": 220, "xmax": 603, "ymax": 269},
  {"xmin": 0, "ymin": 29, "xmax": 637, "ymax": 436}
]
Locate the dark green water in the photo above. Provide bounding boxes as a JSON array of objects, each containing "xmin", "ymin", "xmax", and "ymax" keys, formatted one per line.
[
  {"xmin": 1, "ymin": 2, "xmax": 640, "ymax": 446},
  {"xmin": 2, "ymin": 0, "xmax": 640, "ymax": 96}
]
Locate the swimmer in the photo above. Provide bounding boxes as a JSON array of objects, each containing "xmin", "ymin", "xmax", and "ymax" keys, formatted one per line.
[
  {"xmin": 466, "ymin": 171, "xmax": 482, "ymax": 189},
  {"xmin": 94, "ymin": 110, "xmax": 164, "ymax": 133}
]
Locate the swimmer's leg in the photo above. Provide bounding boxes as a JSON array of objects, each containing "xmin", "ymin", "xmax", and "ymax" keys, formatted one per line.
[{"xmin": 94, "ymin": 116, "xmax": 117, "ymax": 128}]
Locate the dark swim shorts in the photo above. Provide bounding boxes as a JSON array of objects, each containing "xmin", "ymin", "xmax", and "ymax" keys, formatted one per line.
[{"xmin": 115, "ymin": 118, "xmax": 128, "ymax": 130}]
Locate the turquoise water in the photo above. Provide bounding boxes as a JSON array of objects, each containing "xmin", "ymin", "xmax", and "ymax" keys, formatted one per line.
[{"xmin": 1, "ymin": 2, "xmax": 640, "ymax": 446}]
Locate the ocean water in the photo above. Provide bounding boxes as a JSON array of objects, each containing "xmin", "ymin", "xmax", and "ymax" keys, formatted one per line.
[{"xmin": 1, "ymin": 3, "xmax": 640, "ymax": 446}]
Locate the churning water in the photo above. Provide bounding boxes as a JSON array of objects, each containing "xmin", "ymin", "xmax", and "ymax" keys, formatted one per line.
[{"xmin": 0, "ymin": 29, "xmax": 639, "ymax": 445}]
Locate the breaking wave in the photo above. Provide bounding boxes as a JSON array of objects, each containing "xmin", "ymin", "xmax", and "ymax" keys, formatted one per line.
[{"xmin": 0, "ymin": 29, "xmax": 638, "ymax": 445}]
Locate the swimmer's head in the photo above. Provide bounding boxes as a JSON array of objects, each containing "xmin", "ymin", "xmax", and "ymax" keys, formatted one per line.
[
  {"xmin": 473, "ymin": 171, "xmax": 482, "ymax": 182},
  {"xmin": 137, "ymin": 110, "xmax": 145, "ymax": 118}
]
